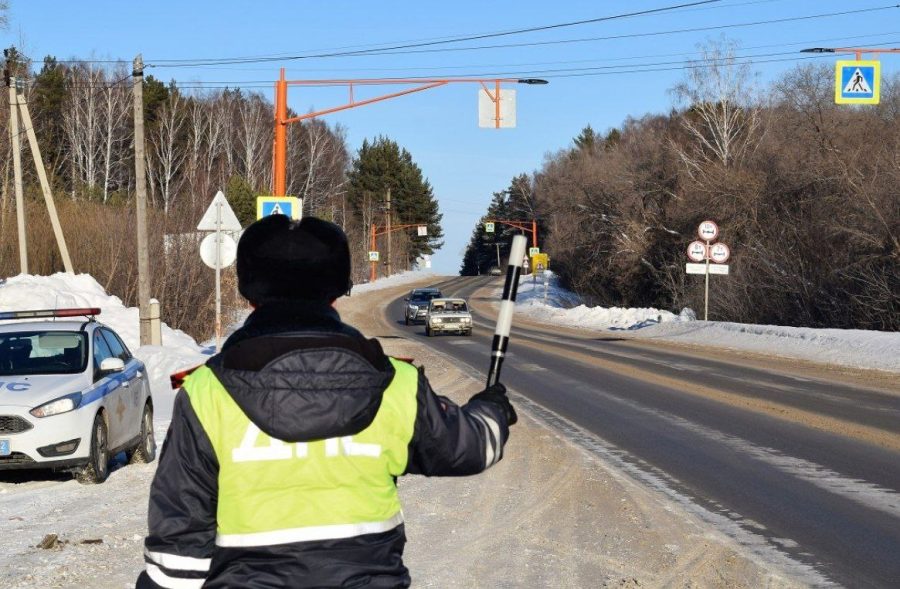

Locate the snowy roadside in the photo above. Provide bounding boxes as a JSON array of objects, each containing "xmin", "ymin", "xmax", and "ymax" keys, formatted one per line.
[{"xmin": 508, "ymin": 271, "xmax": 900, "ymax": 374}]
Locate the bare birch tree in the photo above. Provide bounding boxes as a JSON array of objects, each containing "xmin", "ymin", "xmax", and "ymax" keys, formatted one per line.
[{"xmin": 671, "ymin": 39, "xmax": 764, "ymax": 173}]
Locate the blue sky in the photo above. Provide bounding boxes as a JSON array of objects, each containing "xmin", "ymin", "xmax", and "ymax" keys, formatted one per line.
[{"xmin": 5, "ymin": 1, "xmax": 899, "ymax": 274}]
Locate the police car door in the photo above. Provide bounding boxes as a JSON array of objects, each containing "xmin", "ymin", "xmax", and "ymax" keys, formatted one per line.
[
  {"xmin": 100, "ymin": 328, "xmax": 143, "ymax": 436},
  {"xmin": 92, "ymin": 330, "xmax": 128, "ymax": 449}
]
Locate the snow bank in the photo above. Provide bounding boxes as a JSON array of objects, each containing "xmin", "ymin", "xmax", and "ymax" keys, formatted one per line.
[
  {"xmin": 510, "ymin": 271, "xmax": 900, "ymax": 373},
  {"xmin": 513, "ymin": 271, "xmax": 689, "ymax": 330},
  {"xmin": 352, "ymin": 270, "xmax": 438, "ymax": 295},
  {"xmin": 0, "ymin": 273, "xmax": 207, "ymax": 414}
]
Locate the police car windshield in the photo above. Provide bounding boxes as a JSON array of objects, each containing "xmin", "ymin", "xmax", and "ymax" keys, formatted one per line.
[{"xmin": 0, "ymin": 331, "xmax": 88, "ymax": 376}]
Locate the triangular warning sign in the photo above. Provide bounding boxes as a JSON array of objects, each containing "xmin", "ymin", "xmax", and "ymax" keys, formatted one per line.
[
  {"xmin": 270, "ymin": 203, "xmax": 283, "ymax": 215},
  {"xmin": 843, "ymin": 68, "xmax": 872, "ymax": 94}
]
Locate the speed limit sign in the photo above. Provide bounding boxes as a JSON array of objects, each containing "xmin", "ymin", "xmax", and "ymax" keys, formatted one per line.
[{"xmin": 698, "ymin": 220, "xmax": 719, "ymax": 242}]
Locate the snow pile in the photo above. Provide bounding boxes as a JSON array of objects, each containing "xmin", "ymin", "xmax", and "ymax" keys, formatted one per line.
[
  {"xmin": 509, "ymin": 271, "xmax": 900, "ymax": 373},
  {"xmin": 638, "ymin": 321, "xmax": 900, "ymax": 373},
  {"xmin": 514, "ymin": 271, "xmax": 690, "ymax": 330},
  {"xmin": 0, "ymin": 273, "xmax": 207, "ymax": 411},
  {"xmin": 352, "ymin": 270, "xmax": 437, "ymax": 296}
]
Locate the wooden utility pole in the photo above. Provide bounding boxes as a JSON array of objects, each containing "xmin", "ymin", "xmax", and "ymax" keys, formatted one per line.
[
  {"xmin": 13, "ymin": 78, "xmax": 74, "ymax": 273},
  {"xmin": 133, "ymin": 55, "xmax": 152, "ymax": 345},
  {"xmin": 8, "ymin": 77, "xmax": 27, "ymax": 274},
  {"xmin": 385, "ymin": 187, "xmax": 392, "ymax": 277}
]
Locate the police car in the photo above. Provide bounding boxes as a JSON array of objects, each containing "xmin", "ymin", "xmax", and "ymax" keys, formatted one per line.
[{"xmin": 0, "ymin": 308, "xmax": 155, "ymax": 484}]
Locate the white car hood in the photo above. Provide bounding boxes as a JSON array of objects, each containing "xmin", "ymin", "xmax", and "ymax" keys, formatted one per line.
[{"xmin": 0, "ymin": 373, "xmax": 92, "ymax": 409}]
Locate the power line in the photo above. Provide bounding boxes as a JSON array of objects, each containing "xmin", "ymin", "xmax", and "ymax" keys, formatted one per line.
[
  {"xmin": 326, "ymin": 4, "xmax": 900, "ymax": 59},
  {"xmin": 147, "ymin": 1, "xmax": 726, "ymax": 67}
]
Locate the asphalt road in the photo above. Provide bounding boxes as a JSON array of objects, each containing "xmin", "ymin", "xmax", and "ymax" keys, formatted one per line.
[{"xmin": 385, "ymin": 276, "xmax": 900, "ymax": 588}]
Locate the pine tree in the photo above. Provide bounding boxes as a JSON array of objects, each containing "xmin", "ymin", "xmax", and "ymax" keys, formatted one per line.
[
  {"xmin": 347, "ymin": 136, "xmax": 443, "ymax": 264},
  {"xmin": 224, "ymin": 175, "xmax": 256, "ymax": 227}
]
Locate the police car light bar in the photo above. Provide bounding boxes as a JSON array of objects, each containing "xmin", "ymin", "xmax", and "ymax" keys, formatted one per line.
[{"xmin": 0, "ymin": 308, "xmax": 102, "ymax": 320}]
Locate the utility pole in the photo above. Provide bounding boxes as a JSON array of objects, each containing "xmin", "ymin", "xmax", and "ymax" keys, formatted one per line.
[
  {"xmin": 133, "ymin": 55, "xmax": 152, "ymax": 345},
  {"xmin": 8, "ymin": 77, "xmax": 27, "ymax": 274},
  {"xmin": 495, "ymin": 242, "xmax": 501, "ymax": 267},
  {"xmin": 385, "ymin": 187, "xmax": 392, "ymax": 277},
  {"xmin": 14, "ymin": 78, "xmax": 73, "ymax": 273}
]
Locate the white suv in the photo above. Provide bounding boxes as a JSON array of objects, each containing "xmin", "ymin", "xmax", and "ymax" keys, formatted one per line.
[{"xmin": 0, "ymin": 308, "xmax": 155, "ymax": 483}]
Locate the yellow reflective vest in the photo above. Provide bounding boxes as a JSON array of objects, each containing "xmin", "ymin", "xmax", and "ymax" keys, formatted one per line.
[{"xmin": 183, "ymin": 357, "xmax": 419, "ymax": 548}]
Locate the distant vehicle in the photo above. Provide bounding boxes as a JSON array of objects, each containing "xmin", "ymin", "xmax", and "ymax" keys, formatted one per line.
[
  {"xmin": 404, "ymin": 288, "xmax": 443, "ymax": 325},
  {"xmin": 425, "ymin": 298, "xmax": 473, "ymax": 337},
  {"xmin": 0, "ymin": 308, "xmax": 155, "ymax": 484},
  {"xmin": 488, "ymin": 266, "xmax": 502, "ymax": 276}
]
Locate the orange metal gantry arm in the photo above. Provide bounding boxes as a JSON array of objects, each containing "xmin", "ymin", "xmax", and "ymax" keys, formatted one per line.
[
  {"xmin": 272, "ymin": 69, "xmax": 547, "ymax": 196},
  {"xmin": 485, "ymin": 219, "xmax": 539, "ymax": 250},
  {"xmin": 369, "ymin": 222, "xmax": 431, "ymax": 283}
]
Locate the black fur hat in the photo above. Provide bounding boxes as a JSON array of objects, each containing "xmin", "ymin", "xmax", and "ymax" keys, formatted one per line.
[{"xmin": 237, "ymin": 215, "xmax": 352, "ymax": 304}]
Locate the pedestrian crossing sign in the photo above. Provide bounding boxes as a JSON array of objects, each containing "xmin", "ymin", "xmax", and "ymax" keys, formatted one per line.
[
  {"xmin": 256, "ymin": 196, "xmax": 302, "ymax": 220},
  {"xmin": 835, "ymin": 60, "xmax": 880, "ymax": 105}
]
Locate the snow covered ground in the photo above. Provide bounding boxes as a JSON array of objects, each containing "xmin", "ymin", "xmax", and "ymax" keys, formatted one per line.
[{"xmin": 511, "ymin": 271, "xmax": 900, "ymax": 373}]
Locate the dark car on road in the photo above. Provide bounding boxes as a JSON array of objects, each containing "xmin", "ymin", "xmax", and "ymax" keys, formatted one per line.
[{"xmin": 404, "ymin": 288, "xmax": 442, "ymax": 325}]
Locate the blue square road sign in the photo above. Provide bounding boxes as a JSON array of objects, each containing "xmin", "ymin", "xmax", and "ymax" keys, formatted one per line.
[{"xmin": 835, "ymin": 60, "xmax": 880, "ymax": 105}]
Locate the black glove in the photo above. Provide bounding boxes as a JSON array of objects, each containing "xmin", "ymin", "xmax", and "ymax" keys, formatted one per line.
[{"xmin": 469, "ymin": 382, "xmax": 518, "ymax": 426}]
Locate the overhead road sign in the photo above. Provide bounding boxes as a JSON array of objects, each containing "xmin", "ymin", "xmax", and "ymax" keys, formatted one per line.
[
  {"xmin": 257, "ymin": 196, "xmax": 302, "ymax": 220},
  {"xmin": 198, "ymin": 191, "xmax": 242, "ymax": 231},
  {"xmin": 835, "ymin": 60, "xmax": 880, "ymax": 104},
  {"xmin": 478, "ymin": 88, "xmax": 516, "ymax": 128}
]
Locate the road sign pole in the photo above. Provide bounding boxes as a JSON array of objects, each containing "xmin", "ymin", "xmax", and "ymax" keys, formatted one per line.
[
  {"xmin": 215, "ymin": 202, "xmax": 222, "ymax": 351},
  {"xmin": 704, "ymin": 240, "xmax": 710, "ymax": 321}
]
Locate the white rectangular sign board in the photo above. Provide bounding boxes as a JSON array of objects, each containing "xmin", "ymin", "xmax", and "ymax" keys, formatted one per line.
[
  {"xmin": 686, "ymin": 263, "xmax": 729, "ymax": 275},
  {"xmin": 478, "ymin": 88, "xmax": 516, "ymax": 128}
]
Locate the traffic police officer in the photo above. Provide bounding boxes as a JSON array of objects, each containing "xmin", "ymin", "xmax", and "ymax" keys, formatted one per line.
[{"xmin": 136, "ymin": 215, "xmax": 516, "ymax": 589}]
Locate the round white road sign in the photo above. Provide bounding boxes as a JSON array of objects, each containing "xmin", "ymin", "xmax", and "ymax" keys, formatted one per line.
[
  {"xmin": 698, "ymin": 220, "xmax": 719, "ymax": 242},
  {"xmin": 709, "ymin": 242, "xmax": 730, "ymax": 263},
  {"xmin": 687, "ymin": 241, "xmax": 708, "ymax": 262},
  {"xmin": 200, "ymin": 233, "xmax": 237, "ymax": 269}
]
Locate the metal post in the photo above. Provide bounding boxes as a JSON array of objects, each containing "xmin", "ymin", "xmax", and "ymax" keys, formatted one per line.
[
  {"xmin": 8, "ymin": 77, "xmax": 27, "ymax": 274},
  {"xmin": 704, "ymin": 240, "xmax": 710, "ymax": 321},
  {"xmin": 133, "ymin": 55, "xmax": 152, "ymax": 345},
  {"xmin": 215, "ymin": 201, "xmax": 222, "ymax": 351},
  {"xmin": 496, "ymin": 242, "xmax": 501, "ymax": 267},
  {"xmin": 532, "ymin": 219, "xmax": 538, "ymax": 249},
  {"xmin": 369, "ymin": 223, "xmax": 377, "ymax": 283},
  {"xmin": 17, "ymin": 86, "xmax": 74, "ymax": 273},
  {"xmin": 385, "ymin": 188, "xmax": 392, "ymax": 277},
  {"xmin": 273, "ymin": 68, "xmax": 288, "ymax": 196}
]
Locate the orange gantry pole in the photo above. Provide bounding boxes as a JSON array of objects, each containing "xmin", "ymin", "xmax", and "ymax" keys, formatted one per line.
[{"xmin": 273, "ymin": 69, "xmax": 289, "ymax": 197}]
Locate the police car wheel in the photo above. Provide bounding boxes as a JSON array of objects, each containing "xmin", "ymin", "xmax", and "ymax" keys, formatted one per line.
[
  {"xmin": 75, "ymin": 414, "xmax": 109, "ymax": 485},
  {"xmin": 128, "ymin": 403, "xmax": 156, "ymax": 465},
  {"xmin": 425, "ymin": 326, "xmax": 432, "ymax": 336}
]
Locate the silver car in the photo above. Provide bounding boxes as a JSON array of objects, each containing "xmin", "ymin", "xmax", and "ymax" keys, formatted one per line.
[{"xmin": 425, "ymin": 298, "xmax": 473, "ymax": 337}]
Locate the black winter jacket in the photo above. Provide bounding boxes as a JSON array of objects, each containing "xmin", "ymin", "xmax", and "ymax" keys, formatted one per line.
[{"xmin": 136, "ymin": 302, "xmax": 511, "ymax": 589}]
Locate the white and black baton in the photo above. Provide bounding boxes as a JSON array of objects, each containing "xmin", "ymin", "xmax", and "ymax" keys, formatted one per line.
[{"xmin": 486, "ymin": 235, "xmax": 528, "ymax": 387}]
